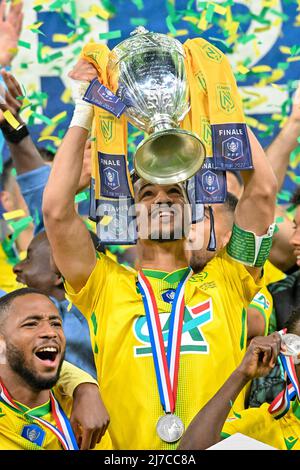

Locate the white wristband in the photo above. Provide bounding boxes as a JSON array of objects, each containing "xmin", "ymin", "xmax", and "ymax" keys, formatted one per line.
[
  {"xmin": 69, "ymin": 101, "xmax": 93, "ymax": 131},
  {"xmin": 69, "ymin": 78, "xmax": 94, "ymax": 131}
]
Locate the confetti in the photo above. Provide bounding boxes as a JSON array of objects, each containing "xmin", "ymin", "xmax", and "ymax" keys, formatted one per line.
[
  {"xmin": 99, "ymin": 30, "xmax": 122, "ymax": 40},
  {"xmin": 3, "ymin": 210, "xmax": 26, "ymax": 221},
  {"xmin": 3, "ymin": 111, "xmax": 20, "ymax": 130}
]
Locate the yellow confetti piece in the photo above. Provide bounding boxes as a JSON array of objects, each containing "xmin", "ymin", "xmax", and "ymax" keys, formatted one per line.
[
  {"xmin": 52, "ymin": 111, "xmax": 67, "ymax": 123},
  {"xmin": 252, "ymin": 65, "xmax": 272, "ymax": 73},
  {"xmin": 3, "ymin": 110, "xmax": 20, "ymax": 130},
  {"xmin": 81, "ymin": 4, "xmax": 111, "ymax": 20},
  {"xmin": 245, "ymin": 116, "xmax": 268, "ymax": 131},
  {"xmin": 287, "ymin": 56, "xmax": 300, "ymax": 62},
  {"xmin": 182, "ymin": 16, "xmax": 198, "ymax": 25},
  {"xmin": 100, "ymin": 216, "xmax": 113, "ymax": 226},
  {"xmin": 279, "ymin": 46, "xmax": 292, "ymax": 55},
  {"xmin": 26, "ymin": 22, "xmax": 44, "ymax": 31},
  {"xmin": 198, "ymin": 10, "xmax": 208, "ymax": 30},
  {"xmin": 33, "ymin": 0, "xmax": 50, "ymax": 5},
  {"xmin": 40, "ymin": 123, "xmax": 57, "ymax": 138},
  {"xmin": 3, "ymin": 210, "xmax": 26, "ymax": 221},
  {"xmin": 168, "ymin": 29, "xmax": 189, "ymax": 37},
  {"xmin": 213, "ymin": 3, "xmax": 227, "ymax": 15},
  {"xmin": 52, "ymin": 34, "xmax": 70, "ymax": 43},
  {"xmin": 60, "ymin": 88, "xmax": 72, "ymax": 104},
  {"xmin": 237, "ymin": 65, "xmax": 250, "ymax": 74},
  {"xmin": 244, "ymin": 96, "xmax": 268, "ymax": 110},
  {"xmin": 37, "ymin": 136, "xmax": 61, "ymax": 144}
]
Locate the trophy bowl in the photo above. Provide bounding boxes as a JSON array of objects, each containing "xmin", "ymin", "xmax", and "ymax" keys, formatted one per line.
[{"xmin": 107, "ymin": 27, "xmax": 206, "ymax": 185}]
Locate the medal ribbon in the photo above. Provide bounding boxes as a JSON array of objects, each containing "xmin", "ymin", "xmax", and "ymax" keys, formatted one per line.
[
  {"xmin": 0, "ymin": 380, "xmax": 78, "ymax": 450},
  {"xmin": 137, "ymin": 268, "xmax": 193, "ymax": 413},
  {"xmin": 268, "ymin": 355, "xmax": 300, "ymax": 420}
]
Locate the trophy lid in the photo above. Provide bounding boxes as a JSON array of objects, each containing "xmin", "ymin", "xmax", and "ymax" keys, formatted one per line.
[{"xmin": 108, "ymin": 27, "xmax": 185, "ymax": 69}]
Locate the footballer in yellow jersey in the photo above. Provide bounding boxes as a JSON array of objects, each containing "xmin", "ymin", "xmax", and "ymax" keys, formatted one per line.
[
  {"xmin": 249, "ymin": 260, "xmax": 286, "ymax": 336},
  {"xmin": 0, "ymin": 289, "xmax": 110, "ymax": 450},
  {"xmin": 179, "ymin": 328, "xmax": 300, "ymax": 451},
  {"xmin": 221, "ymin": 401, "xmax": 300, "ymax": 450},
  {"xmin": 43, "ymin": 94, "xmax": 277, "ymax": 450},
  {"xmin": 65, "ymin": 248, "xmax": 264, "ymax": 450}
]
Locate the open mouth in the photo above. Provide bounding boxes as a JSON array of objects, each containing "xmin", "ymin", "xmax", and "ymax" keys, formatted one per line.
[{"xmin": 35, "ymin": 346, "xmax": 59, "ymax": 365}]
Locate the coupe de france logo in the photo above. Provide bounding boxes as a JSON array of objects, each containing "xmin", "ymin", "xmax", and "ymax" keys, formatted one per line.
[
  {"xmin": 202, "ymin": 170, "xmax": 219, "ymax": 195},
  {"xmin": 133, "ymin": 299, "xmax": 213, "ymax": 357},
  {"xmin": 103, "ymin": 167, "xmax": 120, "ymax": 191},
  {"xmin": 21, "ymin": 424, "xmax": 45, "ymax": 446},
  {"xmin": 222, "ymin": 137, "xmax": 243, "ymax": 161}
]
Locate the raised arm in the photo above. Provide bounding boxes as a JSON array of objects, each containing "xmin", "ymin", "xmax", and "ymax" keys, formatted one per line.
[
  {"xmin": 178, "ymin": 333, "xmax": 282, "ymax": 450},
  {"xmin": 266, "ymin": 83, "xmax": 300, "ymax": 190},
  {"xmin": 42, "ymin": 61, "xmax": 98, "ymax": 292},
  {"xmin": 232, "ymin": 127, "xmax": 278, "ymax": 280},
  {"xmin": 0, "ymin": 70, "xmax": 45, "ymax": 174}
]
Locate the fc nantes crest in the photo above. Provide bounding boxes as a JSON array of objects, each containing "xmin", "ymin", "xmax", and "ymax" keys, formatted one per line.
[
  {"xmin": 216, "ymin": 84, "xmax": 236, "ymax": 115},
  {"xmin": 100, "ymin": 115, "xmax": 115, "ymax": 144},
  {"xmin": 201, "ymin": 43, "xmax": 223, "ymax": 63}
]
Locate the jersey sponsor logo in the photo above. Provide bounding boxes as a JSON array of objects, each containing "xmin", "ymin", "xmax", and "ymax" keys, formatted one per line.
[
  {"xmin": 0, "ymin": 406, "xmax": 5, "ymax": 418},
  {"xmin": 252, "ymin": 293, "xmax": 270, "ymax": 310},
  {"xmin": 133, "ymin": 299, "xmax": 213, "ymax": 357},
  {"xmin": 21, "ymin": 424, "xmax": 46, "ymax": 446}
]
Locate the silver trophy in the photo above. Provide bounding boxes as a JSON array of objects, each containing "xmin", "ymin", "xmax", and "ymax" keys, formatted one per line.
[{"xmin": 107, "ymin": 27, "xmax": 206, "ymax": 185}]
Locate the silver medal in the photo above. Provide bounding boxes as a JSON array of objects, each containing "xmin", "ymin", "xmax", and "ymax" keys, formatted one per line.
[
  {"xmin": 282, "ymin": 333, "xmax": 300, "ymax": 364},
  {"xmin": 156, "ymin": 414, "xmax": 185, "ymax": 443}
]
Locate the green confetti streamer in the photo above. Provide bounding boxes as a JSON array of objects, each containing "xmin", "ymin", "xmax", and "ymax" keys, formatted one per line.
[
  {"xmin": 131, "ymin": 0, "xmax": 144, "ymax": 11},
  {"xmin": 75, "ymin": 190, "xmax": 89, "ymax": 204},
  {"xmin": 18, "ymin": 40, "xmax": 31, "ymax": 49},
  {"xmin": 130, "ymin": 17, "xmax": 147, "ymax": 27},
  {"xmin": 166, "ymin": 15, "xmax": 177, "ymax": 34},
  {"xmin": 99, "ymin": 30, "xmax": 122, "ymax": 40},
  {"xmin": 238, "ymin": 34, "xmax": 256, "ymax": 45},
  {"xmin": 205, "ymin": 3, "xmax": 215, "ymax": 23}
]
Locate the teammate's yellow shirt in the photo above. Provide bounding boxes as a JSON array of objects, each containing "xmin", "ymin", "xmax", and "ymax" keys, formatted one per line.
[
  {"xmin": 222, "ymin": 399, "xmax": 300, "ymax": 450},
  {"xmin": 65, "ymin": 248, "xmax": 264, "ymax": 450},
  {"xmin": 249, "ymin": 260, "xmax": 286, "ymax": 335},
  {"xmin": 0, "ymin": 361, "xmax": 111, "ymax": 450},
  {"xmin": 0, "ymin": 245, "xmax": 19, "ymax": 294}
]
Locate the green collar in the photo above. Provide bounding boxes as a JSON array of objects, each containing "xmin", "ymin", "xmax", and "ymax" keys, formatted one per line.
[
  {"xmin": 2, "ymin": 396, "xmax": 51, "ymax": 418},
  {"xmin": 292, "ymin": 399, "xmax": 300, "ymax": 421},
  {"xmin": 142, "ymin": 267, "xmax": 190, "ymax": 284}
]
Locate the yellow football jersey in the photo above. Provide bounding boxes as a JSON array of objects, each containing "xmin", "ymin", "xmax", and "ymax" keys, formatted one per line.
[
  {"xmin": 65, "ymin": 248, "xmax": 264, "ymax": 450},
  {"xmin": 0, "ymin": 361, "xmax": 111, "ymax": 450},
  {"xmin": 0, "ymin": 244, "xmax": 19, "ymax": 294},
  {"xmin": 222, "ymin": 400, "xmax": 300, "ymax": 450},
  {"xmin": 249, "ymin": 260, "xmax": 286, "ymax": 335},
  {"xmin": 0, "ymin": 384, "xmax": 111, "ymax": 450}
]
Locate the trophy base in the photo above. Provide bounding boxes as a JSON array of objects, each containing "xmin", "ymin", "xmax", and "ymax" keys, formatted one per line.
[{"xmin": 134, "ymin": 128, "xmax": 206, "ymax": 185}]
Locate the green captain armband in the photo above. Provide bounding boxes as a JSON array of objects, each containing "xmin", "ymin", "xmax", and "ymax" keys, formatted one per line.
[{"xmin": 227, "ymin": 223, "xmax": 276, "ymax": 268}]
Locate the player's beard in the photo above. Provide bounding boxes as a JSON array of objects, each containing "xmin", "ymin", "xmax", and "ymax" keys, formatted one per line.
[{"xmin": 5, "ymin": 340, "xmax": 65, "ymax": 391}]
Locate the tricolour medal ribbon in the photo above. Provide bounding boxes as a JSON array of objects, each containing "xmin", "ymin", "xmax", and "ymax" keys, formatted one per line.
[
  {"xmin": 0, "ymin": 380, "xmax": 78, "ymax": 450},
  {"xmin": 137, "ymin": 268, "xmax": 193, "ymax": 413},
  {"xmin": 268, "ymin": 354, "xmax": 300, "ymax": 420}
]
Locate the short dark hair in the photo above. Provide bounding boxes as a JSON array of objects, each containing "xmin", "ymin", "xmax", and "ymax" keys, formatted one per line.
[
  {"xmin": 37, "ymin": 147, "xmax": 56, "ymax": 163},
  {"xmin": 285, "ymin": 307, "xmax": 300, "ymax": 334},
  {"xmin": 224, "ymin": 192, "xmax": 238, "ymax": 214},
  {"xmin": 291, "ymin": 187, "xmax": 300, "ymax": 206},
  {"xmin": 0, "ymin": 288, "xmax": 51, "ymax": 330}
]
